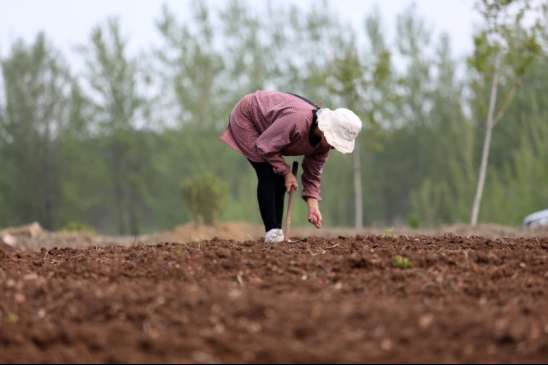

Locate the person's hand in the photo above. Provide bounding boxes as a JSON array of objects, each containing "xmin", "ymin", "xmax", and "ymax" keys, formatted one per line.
[
  {"xmin": 285, "ymin": 172, "xmax": 298, "ymax": 193},
  {"xmin": 307, "ymin": 198, "xmax": 323, "ymax": 229}
]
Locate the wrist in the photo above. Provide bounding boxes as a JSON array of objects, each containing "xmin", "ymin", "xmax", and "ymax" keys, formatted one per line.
[{"xmin": 306, "ymin": 198, "xmax": 319, "ymax": 209}]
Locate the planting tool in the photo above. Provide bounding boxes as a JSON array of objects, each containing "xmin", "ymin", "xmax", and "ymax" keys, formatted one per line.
[{"xmin": 283, "ymin": 161, "xmax": 299, "ymax": 242}]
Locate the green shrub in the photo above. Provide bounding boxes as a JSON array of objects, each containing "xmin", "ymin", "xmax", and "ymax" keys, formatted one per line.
[
  {"xmin": 180, "ymin": 175, "xmax": 228, "ymax": 226},
  {"xmin": 407, "ymin": 214, "xmax": 421, "ymax": 229},
  {"xmin": 392, "ymin": 255, "xmax": 413, "ymax": 269},
  {"xmin": 61, "ymin": 222, "xmax": 96, "ymax": 234}
]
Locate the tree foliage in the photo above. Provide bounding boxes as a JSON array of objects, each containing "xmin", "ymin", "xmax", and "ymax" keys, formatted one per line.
[
  {"xmin": 181, "ymin": 175, "xmax": 228, "ymax": 226},
  {"xmin": 0, "ymin": 0, "xmax": 546, "ymax": 232}
]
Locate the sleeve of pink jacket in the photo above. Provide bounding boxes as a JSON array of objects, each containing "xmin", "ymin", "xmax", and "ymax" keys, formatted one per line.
[
  {"xmin": 301, "ymin": 149, "xmax": 329, "ymax": 201},
  {"xmin": 255, "ymin": 113, "xmax": 303, "ymax": 176}
]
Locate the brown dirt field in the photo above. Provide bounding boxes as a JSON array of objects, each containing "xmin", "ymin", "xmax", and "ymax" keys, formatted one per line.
[
  {"xmin": 4, "ymin": 221, "xmax": 547, "ymax": 251},
  {"xmin": 150, "ymin": 222, "xmax": 263, "ymax": 243},
  {"xmin": 1, "ymin": 234, "xmax": 548, "ymax": 363}
]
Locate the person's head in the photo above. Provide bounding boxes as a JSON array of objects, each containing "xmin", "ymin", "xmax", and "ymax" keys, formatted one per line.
[{"xmin": 316, "ymin": 108, "xmax": 362, "ymax": 153}]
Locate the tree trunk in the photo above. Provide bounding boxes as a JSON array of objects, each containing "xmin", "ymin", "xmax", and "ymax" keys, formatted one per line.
[
  {"xmin": 353, "ymin": 139, "xmax": 363, "ymax": 229},
  {"xmin": 113, "ymin": 141, "xmax": 126, "ymax": 235},
  {"xmin": 470, "ymin": 68, "xmax": 499, "ymax": 226},
  {"xmin": 128, "ymin": 184, "xmax": 139, "ymax": 236},
  {"xmin": 42, "ymin": 117, "xmax": 53, "ymax": 230}
]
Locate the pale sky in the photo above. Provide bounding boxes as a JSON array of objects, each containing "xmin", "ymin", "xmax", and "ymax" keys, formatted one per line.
[{"xmin": 0, "ymin": 0, "xmax": 478, "ymax": 65}]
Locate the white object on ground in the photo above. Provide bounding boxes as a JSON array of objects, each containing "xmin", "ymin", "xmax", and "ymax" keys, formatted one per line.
[
  {"xmin": 264, "ymin": 229, "xmax": 284, "ymax": 244},
  {"xmin": 0, "ymin": 222, "xmax": 43, "ymax": 238},
  {"xmin": 28, "ymin": 222, "xmax": 42, "ymax": 237},
  {"xmin": 1, "ymin": 234, "xmax": 17, "ymax": 247},
  {"xmin": 523, "ymin": 209, "xmax": 548, "ymax": 228}
]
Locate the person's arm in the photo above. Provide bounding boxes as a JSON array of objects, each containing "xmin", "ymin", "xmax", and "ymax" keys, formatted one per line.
[
  {"xmin": 255, "ymin": 113, "xmax": 303, "ymax": 176},
  {"xmin": 301, "ymin": 149, "xmax": 329, "ymax": 228},
  {"xmin": 301, "ymin": 149, "xmax": 329, "ymax": 201}
]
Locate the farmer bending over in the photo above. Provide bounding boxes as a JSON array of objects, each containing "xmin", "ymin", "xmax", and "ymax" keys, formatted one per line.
[{"xmin": 220, "ymin": 91, "xmax": 362, "ymax": 244}]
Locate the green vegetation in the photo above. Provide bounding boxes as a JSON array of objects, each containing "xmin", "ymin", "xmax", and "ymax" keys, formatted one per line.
[
  {"xmin": 407, "ymin": 215, "xmax": 421, "ymax": 230},
  {"xmin": 61, "ymin": 222, "xmax": 96, "ymax": 234},
  {"xmin": 6, "ymin": 313, "xmax": 18, "ymax": 323},
  {"xmin": 181, "ymin": 175, "xmax": 228, "ymax": 226},
  {"xmin": 392, "ymin": 256, "xmax": 414, "ymax": 270},
  {"xmin": 0, "ymin": 0, "xmax": 547, "ymax": 233}
]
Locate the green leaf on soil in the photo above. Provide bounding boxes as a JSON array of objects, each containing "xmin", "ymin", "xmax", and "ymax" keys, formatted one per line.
[
  {"xmin": 392, "ymin": 256, "xmax": 413, "ymax": 269},
  {"xmin": 7, "ymin": 313, "xmax": 18, "ymax": 323}
]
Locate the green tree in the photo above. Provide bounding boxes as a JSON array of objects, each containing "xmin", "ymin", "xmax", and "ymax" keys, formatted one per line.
[
  {"xmin": 410, "ymin": 34, "xmax": 476, "ymax": 226},
  {"xmin": 0, "ymin": 34, "xmax": 72, "ymax": 229},
  {"xmin": 181, "ymin": 175, "xmax": 228, "ymax": 225},
  {"xmin": 469, "ymin": 0, "xmax": 543, "ymax": 226},
  {"xmin": 82, "ymin": 18, "xmax": 150, "ymax": 234},
  {"xmin": 481, "ymin": 49, "xmax": 548, "ymax": 224},
  {"xmin": 56, "ymin": 81, "xmax": 107, "ymax": 229},
  {"xmin": 371, "ymin": 5, "xmax": 437, "ymax": 224},
  {"xmin": 327, "ymin": 42, "xmax": 366, "ymax": 228},
  {"xmin": 156, "ymin": 3, "xmax": 225, "ymax": 130}
]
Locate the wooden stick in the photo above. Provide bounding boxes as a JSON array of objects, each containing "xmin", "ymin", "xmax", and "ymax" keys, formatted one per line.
[{"xmin": 283, "ymin": 161, "xmax": 299, "ymax": 242}]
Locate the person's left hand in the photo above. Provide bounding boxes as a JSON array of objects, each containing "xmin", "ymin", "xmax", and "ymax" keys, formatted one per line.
[{"xmin": 307, "ymin": 198, "xmax": 323, "ymax": 229}]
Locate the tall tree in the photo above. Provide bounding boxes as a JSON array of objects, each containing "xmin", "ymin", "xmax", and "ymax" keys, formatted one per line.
[
  {"xmin": 481, "ymin": 45, "xmax": 548, "ymax": 224},
  {"xmin": 218, "ymin": 0, "xmax": 271, "ymax": 99},
  {"xmin": 374, "ymin": 5, "xmax": 436, "ymax": 224},
  {"xmin": 469, "ymin": 0, "xmax": 543, "ymax": 225},
  {"xmin": 0, "ymin": 34, "xmax": 72, "ymax": 229},
  {"xmin": 334, "ymin": 46, "xmax": 364, "ymax": 229},
  {"xmin": 410, "ymin": 34, "xmax": 475, "ymax": 226},
  {"xmin": 329, "ymin": 45, "xmax": 366, "ymax": 228},
  {"xmin": 156, "ymin": 3, "xmax": 225, "ymax": 130},
  {"xmin": 55, "ymin": 81, "xmax": 107, "ymax": 228},
  {"xmin": 82, "ymin": 18, "xmax": 148, "ymax": 234},
  {"xmin": 359, "ymin": 10, "xmax": 396, "ymax": 225}
]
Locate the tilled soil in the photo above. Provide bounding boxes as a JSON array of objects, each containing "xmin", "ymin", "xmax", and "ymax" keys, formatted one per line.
[{"xmin": 1, "ymin": 234, "xmax": 548, "ymax": 363}]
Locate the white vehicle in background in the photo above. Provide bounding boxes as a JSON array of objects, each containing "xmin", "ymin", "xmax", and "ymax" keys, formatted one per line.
[{"xmin": 523, "ymin": 209, "xmax": 548, "ymax": 228}]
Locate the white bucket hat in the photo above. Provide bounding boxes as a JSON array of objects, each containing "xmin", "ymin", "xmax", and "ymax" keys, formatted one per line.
[{"xmin": 317, "ymin": 108, "xmax": 362, "ymax": 154}]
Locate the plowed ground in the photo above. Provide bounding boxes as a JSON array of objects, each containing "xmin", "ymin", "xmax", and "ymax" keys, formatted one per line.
[{"xmin": 1, "ymin": 234, "xmax": 548, "ymax": 363}]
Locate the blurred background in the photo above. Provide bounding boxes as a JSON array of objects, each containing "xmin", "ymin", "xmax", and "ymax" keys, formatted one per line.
[{"xmin": 0, "ymin": 0, "xmax": 546, "ymax": 235}]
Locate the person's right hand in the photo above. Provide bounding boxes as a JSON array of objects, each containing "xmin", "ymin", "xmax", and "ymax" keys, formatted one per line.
[{"xmin": 284, "ymin": 172, "xmax": 298, "ymax": 193}]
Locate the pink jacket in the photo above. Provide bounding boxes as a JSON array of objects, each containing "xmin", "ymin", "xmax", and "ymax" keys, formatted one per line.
[{"xmin": 220, "ymin": 90, "xmax": 331, "ymax": 200}]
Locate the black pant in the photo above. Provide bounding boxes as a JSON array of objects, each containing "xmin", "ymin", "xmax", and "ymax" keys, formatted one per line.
[{"xmin": 249, "ymin": 160, "xmax": 286, "ymax": 232}]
